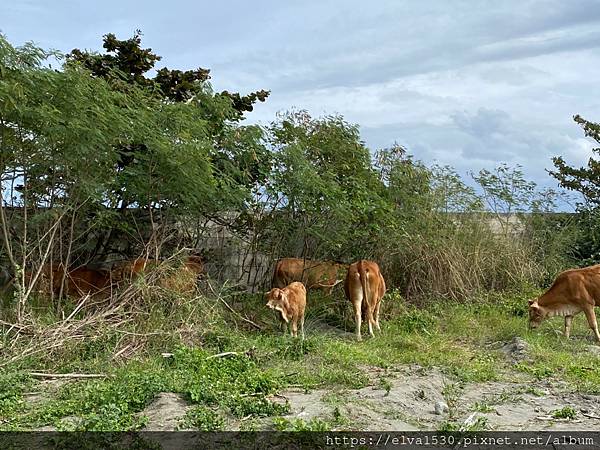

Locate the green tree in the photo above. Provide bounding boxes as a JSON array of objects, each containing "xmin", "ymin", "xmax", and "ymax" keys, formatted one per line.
[
  {"xmin": 260, "ymin": 111, "xmax": 390, "ymax": 260},
  {"xmin": 0, "ymin": 35, "xmax": 214, "ymax": 309},
  {"xmin": 549, "ymin": 115, "xmax": 600, "ymax": 205},
  {"xmin": 548, "ymin": 115, "xmax": 600, "ymax": 265},
  {"xmin": 430, "ymin": 165, "xmax": 482, "ymax": 213},
  {"xmin": 65, "ymin": 31, "xmax": 272, "ymax": 257}
]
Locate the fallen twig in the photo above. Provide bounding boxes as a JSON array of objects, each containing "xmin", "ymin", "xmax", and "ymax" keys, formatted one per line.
[
  {"xmin": 206, "ymin": 351, "xmax": 239, "ymax": 359},
  {"xmin": 583, "ymin": 413, "xmax": 600, "ymax": 420},
  {"xmin": 218, "ymin": 296, "xmax": 263, "ymax": 330},
  {"xmin": 112, "ymin": 344, "xmax": 132, "ymax": 360},
  {"xmin": 287, "ymin": 382, "xmax": 325, "ymax": 388},
  {"xmin": 113, "ymin": 330, "xmax": 167, "ymax": 336},
  {"xmin": 29, "ymin": 372, "xmax": 109, "ymax": 379},
  {"xmin": 0, "ymin": 320, "xmax": 34, "ymax": 336},
  {"xmin": 0, "ymin": 320, "xmax": 30, "ymax": 331}
]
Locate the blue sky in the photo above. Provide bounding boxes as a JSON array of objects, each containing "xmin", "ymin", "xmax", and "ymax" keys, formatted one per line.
[{"xmin": 2, "ymin": 0, "xmax": 599, "ymax": 204}]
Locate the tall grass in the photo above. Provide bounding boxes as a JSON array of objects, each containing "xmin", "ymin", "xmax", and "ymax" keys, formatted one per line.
[{"xmin": 381, "ymin": 212, "xmax": 576, "ymax": 302}]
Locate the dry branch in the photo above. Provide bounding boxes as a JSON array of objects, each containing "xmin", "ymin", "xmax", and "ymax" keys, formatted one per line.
[
  {"xmin": 218, "ymin": 296, "xmax": 262, "ymax": 330},
  {"xmin": 29, "ymin": 372, "xmax": 109, "ymax": 379},
  {"xmin": 206, "ymin": 351, "xmax": 239, "ymax": 359}
]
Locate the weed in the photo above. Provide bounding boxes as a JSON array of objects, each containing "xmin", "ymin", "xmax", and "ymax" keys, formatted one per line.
[
  {"xmin": 473, "ymin": 402, "xmax": 495, "ymax": 413},
  {"xmin": 379, "ymin": 377, "xmax": 392, "ymax": 396},
  {"xmin": 396, "ymin": 309, "xmax": 436, "ymax": 334},
  {"xmin": 438, "ymin": 420, "xmax": 460, "ymax": 432},
  {"xmin": 273, "ymin": 417, "xmax": 333, "ymax": 431},
  {"xmin": 0, "ymin": 372, "xmax": 31, "ymax": 418},
  {"xmin": 551, "ymin": 406, "xmax": 577, "ymax": 420},
  {"xmin": 4, "ymin": 288, "xmax": 600, "ymax": 431},
  {"xmin": 179, "ymin": 405, "xmax": 225, "ymax": 431},
  {"xmin": 441, "ymin": 381, "xmax": 462, "ymax": 419}
]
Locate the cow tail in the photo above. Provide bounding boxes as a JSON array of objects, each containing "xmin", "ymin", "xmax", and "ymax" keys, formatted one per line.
[{"xmin": 360, "ymin": 260, "xmax": 371, "ymax": 311}]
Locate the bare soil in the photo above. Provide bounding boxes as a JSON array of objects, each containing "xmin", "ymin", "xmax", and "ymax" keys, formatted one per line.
[{"xmin": 133, "ymin": 364, "xmax": 600, "ymax": 431}]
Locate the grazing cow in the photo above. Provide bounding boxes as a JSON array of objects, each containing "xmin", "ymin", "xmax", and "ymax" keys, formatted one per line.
[
  {"xmin": 111, "ymin": 258, "xmax": 155, "ymax": 282},
  {"xmin": 25, "ymin": 263, "xmax": 114, "ymax": 298},
  {"xmin": 111, "ymin": 255, "xmax": 204, "ymax": 294},
  {"xmin": 528, "ymin": 264, "xmax": 600, "ymax": 343},
  {"xmin": 265, "ymin": 281, "xmax": 306, "ymax": 339},
  {"xmin": 344, "ymin": 260, "xmax": 386, "ymax": 341},
  {"xmin": 24, "ymin": 263, "xmax": 67, "ymax": 296},
  {"xmin": 62, "ymin": 266, "xmax": 114, "ymax": 297},
  {"xmin": 272, "ymin": 258, "xmax": 347, "ymax": 294},
  {"xmin": 183, "ymin": 255, "xmax": 204, "ymax": 275},
  {"xmin": 159, "ymin": 255, "xmax": 205, "ymax": 294}
]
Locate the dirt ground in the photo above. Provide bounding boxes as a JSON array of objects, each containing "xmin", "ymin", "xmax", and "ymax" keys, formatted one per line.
[
  {"xmin": 271, "ymin": 365, "xmax": 599, "ymax": 431},
  {"xmin": 136, "ymin": 363, "xmax": 600, "ymax": 431}
]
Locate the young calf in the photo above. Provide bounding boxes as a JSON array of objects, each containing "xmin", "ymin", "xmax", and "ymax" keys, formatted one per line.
[
  {"xmin": 265, "ymin": 281, "xmax": 306, "ymax": 339},
  {"xmin": 528, "ymin": 264, "xmax": 600, "ymax": 343}
]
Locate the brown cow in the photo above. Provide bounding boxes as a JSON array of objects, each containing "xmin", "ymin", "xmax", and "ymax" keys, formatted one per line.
[
  {"xmin": 62, "ymin": 266, "xmax": 114, "ymax": 297},
  {"xmin": 111, "ymin": 258, "xmax": 155, "ymax": 282},
  {"xmin": 272, "ymin": 258, "xmax": 347, "ymax": 294},
  {"xmin": 159, "ymin": 255, "xmax": 205, "ymax": 294},
  {"xmin": 182, "ymin": 255, "xmax": 204, "ymax": 275},
  {"xmin": 265, "ymin": 281, "xmax": 306, "ymax": 339},
  {"xmin": 25, "ymin": 263, "xmax": 114, "ymax": 298},
  {"xmin": 344, "ymin": 260, "xmax": 386, "ymax": 341},
  {"xmin": 528, "ymin": 264, "xmax": 600, "ymax": 343},
  {"xmin": 112, "ymin": 255, "xmax": 204, "ymax": 294}
]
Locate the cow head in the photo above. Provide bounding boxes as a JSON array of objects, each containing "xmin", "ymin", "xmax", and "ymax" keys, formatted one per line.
[
  {"xmin": 528, "ymin": 299, "xmax": 546, "ymax": 329},
  {"xmin": 265, "ymin": 288, "xmax": 288, "ymax": 321}
]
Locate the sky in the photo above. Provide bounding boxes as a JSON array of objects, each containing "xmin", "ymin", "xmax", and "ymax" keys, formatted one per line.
[{"xmin": 1, "ymin": 0, "xmax": 599, "ymax": 207}]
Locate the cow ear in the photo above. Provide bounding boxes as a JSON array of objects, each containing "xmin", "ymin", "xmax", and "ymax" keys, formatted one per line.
[{"xmin": 276, "ymin": 290, "xmax": 283, "ymax": 300}]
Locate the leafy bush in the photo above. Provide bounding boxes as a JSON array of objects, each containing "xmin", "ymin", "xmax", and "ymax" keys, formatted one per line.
[
  {"xmin": 395, "ymin": 309, "xmax": 436, "ymax": 333},
  {"xmin": 0, "ymin": 372, "xmax": 30, "ymax": 417},
  {"xmin": 172, "ymin": 346, "xmax": 286, "ymax": 418},
  {"xmin": 552, "ymin": 406, "xmax": 577, "ymax": 420},
  {"xmin": 179, "ymin": 405, "xmax": 225, "ymax": 431}
]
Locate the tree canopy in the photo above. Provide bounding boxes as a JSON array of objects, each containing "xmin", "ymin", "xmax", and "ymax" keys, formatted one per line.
[{"xmin": 550, "ymin": 115, "xmax": 600, "ymax": 206}]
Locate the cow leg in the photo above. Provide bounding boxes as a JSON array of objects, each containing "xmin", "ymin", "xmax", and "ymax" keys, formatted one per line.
[
  {"xmin": 564, "ymin": 315, "xmax": 574, "ymax": 339},
  {"xmin": 366, "ymin": 305, "xmax": 375, "ymax": 338},
  {"xmin": 352, "ymin": 298, "xmax": 362, "ymax": 341},
  {"xmin": 300, "ymin": 316, "xmax": 305, "ymax": 341},
  {"xmin": 583, "ymin": 306, "xmax": 600, "ymax": 343},
  {"xmin": 278, "ymin": 314, "xmax": 287, "ymax": 335},
  {"xmin": 291, "ymin": 319, "xmax": 298, "ymax": 338},
  {"xmin": 374, "ymin": 299, "xmax": 382, "ymax": 332}
]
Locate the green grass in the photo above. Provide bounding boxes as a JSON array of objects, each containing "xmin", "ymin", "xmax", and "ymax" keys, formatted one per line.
[
  {"xmin": 551, "ymin": 406, "xmax": 577, "ymax": 420},
  {"xmin": 179, "ymin": 405, "xmax": 225, "ymax": 431},
  {"xmin": 1, "ymin": 287, "xmax": 600, "ymax": 430}
]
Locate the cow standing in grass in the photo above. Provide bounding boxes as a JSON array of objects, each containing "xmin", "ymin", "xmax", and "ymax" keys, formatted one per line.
[
  {"xmin": 344, "ymin": 260, "xmax": 386, "ymax": 341},
  {"xmin": 265, "ymin": 281, "xmax": 306, "ymax": 339},
  {"xmin": 272, "ymin": 258, "xmax": 346, "ymax": 295},
  {"xmin": 528, "ymin": 264, "xmax": 600, "ymax": 343}
]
